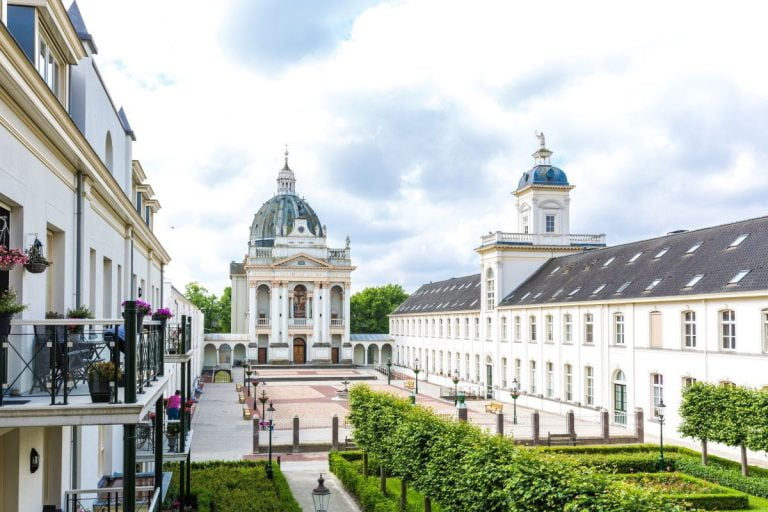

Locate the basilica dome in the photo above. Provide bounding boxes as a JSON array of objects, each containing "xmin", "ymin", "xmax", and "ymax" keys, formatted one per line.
[
  {"xmin": 516, "ymin": 164, "xmax": 569, "ymax": 190},
  {"xmin": 249, "ymin": 152, "xmax": 324, "ymax": 247}
]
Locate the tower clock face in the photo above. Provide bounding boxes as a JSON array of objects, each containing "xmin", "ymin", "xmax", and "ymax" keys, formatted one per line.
[{"xmin": 298, "ymin": 226, "xmax": 305, "ymax": 233}]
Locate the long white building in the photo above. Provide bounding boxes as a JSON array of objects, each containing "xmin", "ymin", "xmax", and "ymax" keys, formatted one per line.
[
  {"xmin": 0, "ymin": 2, "xmax": 201, "ymax": 510},
  {"xmin": 391, "ymin": 136, "xmax": 768, "ymax": 457}
]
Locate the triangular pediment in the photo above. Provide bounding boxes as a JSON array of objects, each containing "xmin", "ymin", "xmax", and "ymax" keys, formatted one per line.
[{"xmin": 272, "ymin": 253, "xmax": 332, "ymax": 268}]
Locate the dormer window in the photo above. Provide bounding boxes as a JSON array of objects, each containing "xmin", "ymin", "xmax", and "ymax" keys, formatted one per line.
[
  {"xmin": 602, "ymin": 257, "xmax": 615, "ymax": 267},
  {"xmin": 685, "ymin": 274, "xmax": 704, "ymax": 288},
  {"xmin": 136, "ymin": 191, "xmax": 142, "ymax": 213},
  {"xmin": 645, "ymin": 278, "xmax": 662, "ymax": 291},
  {"xmin": 729, "ymin": 269, "xmax": 750, "ymax": 284},
  {"xmin": 38, "ymin": 34, "xmax": 63, "ymax": 97},
  {"xmin": 592, "ymin": 284, "xmax": 606, "ymax": 295},
  {"xmin": 628, "ymin": 252, "xmax": 643, "ymax": 263}
]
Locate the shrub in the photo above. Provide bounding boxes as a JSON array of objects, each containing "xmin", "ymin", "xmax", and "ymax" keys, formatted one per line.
[
  {"xmin": 330, "ymin": 452, "xmax": 398, "ymax": 512},
  {"xmin": 675, "ymin": 456, "xmax": 768, "ymax": 499},
  {"xmin": 617, "ymin": 473, "xmax": 748, "ymax": 510}
]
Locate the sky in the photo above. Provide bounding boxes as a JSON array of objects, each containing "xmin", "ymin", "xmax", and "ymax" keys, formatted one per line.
[{"xmin": 76, "ymin": 0, "xmax": 768, "ymax": 297}]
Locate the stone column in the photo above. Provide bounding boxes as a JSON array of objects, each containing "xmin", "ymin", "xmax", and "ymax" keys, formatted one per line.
[
  {"xmin": 252, "ymin": 418, "xmax": 260, "ymax": 453},
  {"xmin": 634, "ymin": 407, "xmax": 644, "ymax": 443},
  {"xmin": 496, "ymin": 413, "xmax": 504, "ymax": 436},
  {"xmin": 281, "ymin": 283, "xmax": 289, "ymax": 345},
  {"xmin": 332, "ymin": 415, "xmax": 339, "ymax": 451},
  {"xmin": 343, "ymin": 282, "xmax": 351, "ymax": 344},
  {"xmin": 567, "ymin": 410, "xmax": 575, "ymax": 438},
  {"xmin": 270, "ymin": 281, "xmax": 280, "ymax": 345},
  {"xmin": 601, "ymin": 409, "xmax": 610, "ymax": 443},
  {"xmin": 292, "ymin": 415, "xmax": 300, "ymax": 453},
  {"xmin": 312, "ymin": 283, "xmax": 321, "ymax": 347},
  {"xmin": 248, "ymin": 285, "xmax": 257, "ymax": 353}
]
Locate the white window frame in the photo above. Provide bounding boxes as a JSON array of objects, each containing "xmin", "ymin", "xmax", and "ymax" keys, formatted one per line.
[
  {"xmin": 564, "ymin": 364, "xmax": 573, "ymax": 401},
  {"xmin": 545, "ymin": 362, "xmax": 554, "ymax": 398},
  {"xmin": 529, "ymin": 360, "xmax": 537, "ymax": 394},
  {"xmin": 584, "ymin": 313, "xmax": 594, "ymax": 344},
  {"xmin": 563, "ymin": 314, "xmax": 573, "ymax": 343},
  {"xmin": 721, "ymin": 310, "xmax": 736, "ymax": 350},
  {"xmin": 486, "ymin": 268, "xmax": 495, "ymax": 310},
  {"xmin": 545, "ymin": 314, "xmax": 554, "ymax": 343},
  {"xmin": 763, "ymin": 310, "xmax": 768, "ymax": 353},
  {"xmin": 683, "ymin": 311, "xmax": 696, "ymax": 348},
  {"xmin": 529, "ymin": 315, "xmax": 537, "ymax": 342},
  {"xmin": 585, "ymin": 366, "xmax": 594, "ymax": 405},
  {"xmin": 514, "ymin": 316, "xmax": 521, "ymax": 341},
  {"xmin": 545, "ymin": 214, "xmax": 555, "ymax": 233},
  {"xmin": 614, "ymin": 313, "xmax": 625, "ymax": 345},
  {"xmin": 501, "ymin": 317, "xmax": 507, "ymax": 341},
  {"xmin": 651, "ymin": 373, "xmax": 664, "ymax": 419}
]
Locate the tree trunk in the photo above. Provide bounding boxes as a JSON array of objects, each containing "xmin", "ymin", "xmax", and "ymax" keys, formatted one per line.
[
  {"xmin": 741, "ymin": 444, "xmax": 749, "ymax": 476},
  {"xmin": 425, "ymin": 497, "xmax": 432, "ymax": 512},
  {"xmin": 380, "ymin": 465, "xmax": 387, "ymax": 495},
  {"xmin": 363, "ymin": 452, "xmax": 369, "ymax": 477},
  {"xmin": 400, "ymin": 479, "xmax": 407, "ymax": 512},
  {"xmin": 701, "ymin": 439, "xmax": 708, "ymax": 465}
]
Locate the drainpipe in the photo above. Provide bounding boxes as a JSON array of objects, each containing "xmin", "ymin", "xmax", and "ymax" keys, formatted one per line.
[
  {"xmin": 72, "ymin": 171, "xmax": 84, "ymax": 493},
  {"xmin": 130, "ymin": 237, "xmax": 134, "ymax": 300},
  {"xmin": 160, "ymin": 263, "xmax": 164, "ymax": 306}
]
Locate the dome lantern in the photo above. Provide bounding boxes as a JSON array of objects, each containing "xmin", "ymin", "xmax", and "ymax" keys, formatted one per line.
[{"xmin": 277, "ymin": 145, "xmax": 296, "ymax": 195}]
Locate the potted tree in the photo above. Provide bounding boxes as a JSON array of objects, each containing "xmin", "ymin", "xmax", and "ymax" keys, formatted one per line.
[
  {"xmin": 0, "ymin": 245, "xmax": 28, "ymax": 272},
  {"xmin": 24, "ymin": 238, "xmax": 50, "ymax": 274},
  {"xmin": 87, "ymin": 361, "xmax": 119, "ymax": 403},
  {"xmin": 0, "ymin": 289, "xmax": 27, "ymax": 335}
]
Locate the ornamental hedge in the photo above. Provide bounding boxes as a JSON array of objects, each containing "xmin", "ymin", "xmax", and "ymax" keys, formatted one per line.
[
  {"xmin": 347, "ymin": 385, "xmax": 685, "ymax": 512},
  {"xmin": 617, "ymin": 473, "xmax": 749, "ymax": 510}
]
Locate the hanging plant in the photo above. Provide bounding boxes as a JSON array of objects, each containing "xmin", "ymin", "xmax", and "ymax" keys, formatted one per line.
[
  {"xmin": 0, "ymin": 245, "xmax": 28, "ymax": 272},
  {"xmin": 24, "ymin": 238, "xmax": 51, "ymax": 274}
]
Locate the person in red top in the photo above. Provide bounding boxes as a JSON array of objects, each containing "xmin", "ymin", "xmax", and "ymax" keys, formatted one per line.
[{"xmin": 167, "ymin": 390, "xmax": 182, "ymax": 420}]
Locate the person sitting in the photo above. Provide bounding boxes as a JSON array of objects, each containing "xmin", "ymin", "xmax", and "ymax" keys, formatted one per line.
[{"xmin": 166, "ymin": 390, "xmax": 182, "ymax": 420}]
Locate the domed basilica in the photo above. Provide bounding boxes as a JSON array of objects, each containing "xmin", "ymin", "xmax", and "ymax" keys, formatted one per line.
[{"xmin": 229, "ymin": 151, "xmax": 355, "ymax": 364}]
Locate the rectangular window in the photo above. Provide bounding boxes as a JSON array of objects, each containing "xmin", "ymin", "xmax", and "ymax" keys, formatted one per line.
[
  {"xmin": 729, "ymin": 269, "xmax": 750, "ymax": 284},
  {"xmin": 763, "ymin": 311, "xmax": 768, "ymax": 353},
  {"xmin": 646, "ymin": 278, "xmax": 662, "ymax": 291},
  {"xmin": 447, "ymin": 319, "xmax": 451, "ymax": 337},
  {"xmin": 439, "ymin": 319, "xmax": 443, "ymax": 337},
  {"xmin": 682, "ymin": 376, "xmax": 697, "ymax": 388},
  {"xmin": 529, "ymin": 315, "xmax": 537, "ymax": 342},
  {"xmin": 614, "ymin": 314, "xmax": 625, "ymax": 345},
  {"xmin": 474, "ymin": 318, "xmax": 479, "ymax": 340},
  {"xmin": 683, "ymin": 311, "xmax": 696, "ymax": 348},
  {"xmin": 729, "ymin": 234, "xmax": 749, "ymax": 247},
  {"xmin": 585, "ymin": 366, "xmax": 594, "ymax": 405},
  {"xmin": 475, "ymin": 355, "xmax": 480, "ymax": 382},
  {"xmin": 37, "ymin": 33, "xmax": 63, "ymax": 98},
  {"xmin": 464, "ymin": 318, "xmax": 469, "ymax": 339},
  {"xmin": 628, "ymin": 251, "xmax": 643, "ymax": 263},
  {"xmin": 616, "ymin": 281, "xmax": 632, "ymax": 294},
  {"xmin": 514, "ymin": 316, "xmax": 521, "ymax": 341},
  {"xmin": 501, "ymin": 358, "xmax": 508, "ymax": 388},
  {"xmin": 685, "ymin": 274, "xmax": 704, "ymax": 288},
  {"xmin": 545, "ymin": 214, "xmax": 555, "ymax": 233},
  {"xmin": 486, "ymin": 317, "xmax": 492, "ymax": 340},
  {"xmin": 523, "ymin": 215, "xmax": 529, "ymax": 234},
  {"xmin": 652, "ymin": 374, "xmax": 664, "ymax": 418},
  {"xmin": 501, "ymin": 317, "xmax": 507, "ymax": 341},
  {"xmin": 564, "ymin": 314, "xmax": 573, "ymax": 343},
  {"xmin": 564, "ymin": 364, "xmax": 573, "ymax": 401},
  {"xmin": 546, "ymin": 362, "xmax": 554, "ymax": 398},
  {"xmin": 649, "ymin": 312, "xmax": 662, "ymax": 348},
  {"xmin": 514, "ymin": 358, "xmax": 521, "ymax": 383},
  {"xmin": 465, "ymin": 354, "xmax": 470, "ymax": 380},
  {"xmin": 455, "ymin": 318, "xmax": 460, "ymax": 339},
  {"xmin": 545, "ymin": 315, "xmax": 554, "ymax": 343},
  {"xmin": 529, "ymin": 361, "xmax": 537, "ymax": 394},
  {"xmin": 721, "ymin": 310, "xmax": 736, "ymax": 350},
  {"xmin": 584, "ymin": 313, "xmax": 594, "ymax": 343}
]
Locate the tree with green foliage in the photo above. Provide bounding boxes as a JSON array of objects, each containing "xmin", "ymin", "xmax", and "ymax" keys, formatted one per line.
[
  {"xmin": 679, "ymin": 382, "xmax": 719, "ymax": 465},
  {"xmin": 184, "ymin": 282, "xmax": 231, "ymax": 333},
  {"xmin": 350, "ymin": 284, "xmax": 408, "ymax": 333}
]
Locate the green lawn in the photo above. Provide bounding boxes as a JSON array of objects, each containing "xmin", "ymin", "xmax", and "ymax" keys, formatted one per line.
[{"xmin": 733, "ymin": 495, "xmax": 768, "ymax": 511}]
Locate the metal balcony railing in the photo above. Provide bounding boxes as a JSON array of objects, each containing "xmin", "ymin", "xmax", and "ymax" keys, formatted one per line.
[
  {"xmin": 64, "ymin": 485, "xmax": 159, "ymax": 512},
  {"xmin": 0, "ymin": 317, "xmax": 163, "ymax": 407},
  {"xmin": 164, "ymin": 317, "xmax": 191, "ymax": 356}
]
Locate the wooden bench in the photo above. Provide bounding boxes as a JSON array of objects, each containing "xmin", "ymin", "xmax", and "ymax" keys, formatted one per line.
[
  {"xmin": 485, "ymin": 401, "xmax": 504, "ymax": 414},
  {"xmin": 547, "ymin": 433, "xmax": 576, "ymax": 446},
  {"xmin": 242, "ymin": 406, "xmax": 251, "ymax": 420},
  {"xmin": 235, "ymin": 383, "xmax": 242, "ymax": 392},
  {"xmin": 404, "ymin": 380, "xmax": 415, "ymax": 390},
  {"xmin": 237, "ymin": 393, "xmax": 245, "ymax": 404}
]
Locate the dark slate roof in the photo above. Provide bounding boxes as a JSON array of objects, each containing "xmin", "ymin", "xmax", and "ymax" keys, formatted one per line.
[
  {"xmin": 391, "ymin": 274, "xmax": 480, "ymax": 315},
  {"xmin": 517, "ymin": 164, "xmax": 569, "ymax": 190},
  {"xmin": 67, "ymin": 1, "xmax": 98, "ymax": 54},
  {"xmin": 250, "ymin": 193, "xmax": 324, "ymax": 247},
  {"xmin": 350, "ymin": 334, "xmax": 394, "ymax": 342},
  {"xmin": 500, "ymin": 216, "xmax": 768, "ymax": 307},
  {"xmin": 230, "ymin": 261, "xmax": 245, "ymax": 276},
  {"xmin": 118, "ymin": 107, "xmax": 136, "ymax": 141}
]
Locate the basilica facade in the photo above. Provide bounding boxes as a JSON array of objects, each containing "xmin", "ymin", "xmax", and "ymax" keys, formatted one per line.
[{"xmin": 229, "ymin": 153, "xmax": 355, "ymax": 364}]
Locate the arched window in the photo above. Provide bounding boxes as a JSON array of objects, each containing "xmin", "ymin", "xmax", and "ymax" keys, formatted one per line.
[
  {"xmin": 292, "ymin": 285, "xmax": 307, "ymax": 318},
  {"xmin": 486, "ymin": 268, "xmax": 495, "ymax": 310},
  {"xmin": 105, "ymin": 131, "xmax": 113, "ymax": 172},
  {"xmin": 613, "ymin": 370, "xmax": 627, "ymax": 425}
]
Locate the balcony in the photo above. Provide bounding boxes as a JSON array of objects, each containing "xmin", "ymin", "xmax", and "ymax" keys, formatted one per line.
[
  {"xmin": 164, "ymin": 317, "xmax": 193, "ymax": 364},
  {"xmin": 288, "ymin": 318, "xmax": 312, "ymax": 327},
  {"xmin": 330, "ymin": 318, "xmax": 344, "ymax": 328},
  {"xmin": 136, "ymin": 417, "xmax": 194, "ymax": 463},
  {"xmin": 0, "ymin": 318, "xmax": 167, "ymax": 427},
  {"xmin": 480, "ymin": 231, "xmax": 606, "ymax": 248},
  {"xmin": 65, "ymin": 484, "xmax": 159, "ymax": 512}
]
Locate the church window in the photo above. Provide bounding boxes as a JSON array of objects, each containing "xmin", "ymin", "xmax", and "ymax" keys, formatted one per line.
[{"xmin": 545, "ymin": 215, "xmax": 555, "ymax": 233}]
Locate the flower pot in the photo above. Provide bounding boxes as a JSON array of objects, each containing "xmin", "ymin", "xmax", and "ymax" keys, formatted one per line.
[
  {"xmin": 24, "ymin": 262, "xmax": 48, "ymax": 273},
  {"xmin": 137, "ymin": 315, "xmax": 145, "ymax": 333},
  {"xmin": 88, "ymin": 374, "xmax": 112, "ymax": 403},
  {"xmin": 0, "ymin": 263, "xmax": 15, "ymax": 272},
  {"xmin": 0, "ymin": 313, "xmax": 13, "ymax": 335},
  {"xmin": 166, "ymin": 433, "xmax": 179, "ymax": 452}
]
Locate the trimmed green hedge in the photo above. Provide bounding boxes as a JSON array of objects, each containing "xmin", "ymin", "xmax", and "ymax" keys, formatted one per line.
[
  {"xmin": 675, "ymin": 457, "xmax": 768, "ymax": 499},
  {"xmin": 617, "ymin": 472, "xmax": 748, "ymax": 510},
  {"xmin": 330, "ymin": 452, "xmax": 398, "ymax": 512},
  {"xmin": 164, "ymin": 460, "xmax": 301, "ymax": 512}
]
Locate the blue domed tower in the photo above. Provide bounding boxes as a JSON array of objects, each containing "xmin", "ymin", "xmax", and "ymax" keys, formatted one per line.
[{"xmin": 513, "ymin": 133, "xmax": 574, "ymax": 238}]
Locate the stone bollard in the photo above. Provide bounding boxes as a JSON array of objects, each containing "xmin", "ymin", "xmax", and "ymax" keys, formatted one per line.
[
  {"xmin": 634, "ymin": 407, "xmax": 644, "ymax": 443},
  {"xmin": 292, "ymin": 415, "xmax": 300, "ymax": 453},
  {"xmin": 252, "ymin": 418, "xmax": 260, "ymax": 453},
  {"xmin": 532, "ymin": 411, "xmax": 540, "ymax": 445},
  {"xmin": 332, "ymin": 414, "xmax": 339, "ymax": 451},
  {"xmin": 567, "ymin": 410, "xmax": 575, "ymax": 438},
  {"xmin": 601, "ymin": 409, "xmax": 610, "ymax": 443},
  {"xmin": 496, "ymin": 413, "xmax": 504, "ymax": 436}
]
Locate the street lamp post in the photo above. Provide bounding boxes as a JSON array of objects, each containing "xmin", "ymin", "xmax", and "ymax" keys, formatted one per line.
[
  {"xmin": 311, "ymin": 473, "xmax": 331, "ymax": 512},
  {"xmin": 657, "ymin": 399, "xmax": 666, "ymax": 471},
  {"xmin": 266, "ymin": 402, "xmax": 275, "ymax": 480},
  {"xmin": 386, "ymin": 358, "xmax": 392, "ymax": 386},
  {"xmin": 413, "ymin": 358, "xmax": 421, "ymax": 395},
  {"xmin": 452, "ymin": 369, "xmax": 460, "ymax": 406},
  {"xmin": 258, "ymin": 388, "xmax": 269, "ymax": 427},
  {"xmin": 245, "ymin": 368, "xmax": 253, "ymax": 396},
  {"xmin": 510, "ymin": 378, "xmax": 520, "ymax": 425}
]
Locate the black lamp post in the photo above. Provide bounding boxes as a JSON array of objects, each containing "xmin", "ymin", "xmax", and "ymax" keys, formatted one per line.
[
  {"xmin": 413, "ymin": 358, "xmax": 421, "ymax": 395},
  {"xmin": 258, "ymin": 387, "xmax": 269, "ymax": 427},
  {"xmin": 386, "ymin": 358, "xmax": 392, "ymax": 386},
  {"xmin": 657, "ymin": 399, "xmax": 666, "ymax": 471},
  {"xmin": 245, "ymin": 369, "xmax": 253, "ymax": 396},
  {"xmin": 266, "ymin": 401, "xmax": 275, "ymax": 480},
  {"xmin": 452, "ymin": 369, "xmax": 460, "ymax": 406},
  {"xmin": 510, "ymin": 378, "xmax": 520, "ymax": 425},
  {"xmin": 311, "ymin": 473, "xmax": 331, "ymax": 512}
]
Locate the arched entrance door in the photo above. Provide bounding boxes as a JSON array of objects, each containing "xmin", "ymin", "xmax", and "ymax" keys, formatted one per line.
[
  {"xmin": 613, "ymin": 370, "xmax": 627, "ymax": 425},
  {"xmin": 293, "ymin": 338, "xmax": 306, "ymax": 364}
]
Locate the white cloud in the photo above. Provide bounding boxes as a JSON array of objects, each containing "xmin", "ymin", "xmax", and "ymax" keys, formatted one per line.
[{"xmin": 76, "ymin": 0, "xmax": 768, "ymax": 296}]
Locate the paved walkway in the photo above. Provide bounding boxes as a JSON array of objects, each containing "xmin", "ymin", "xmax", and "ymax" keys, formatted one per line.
[
  {"xmin": 190, "ymin": 379, "xmax": 252, "ymax": 461},
  {"xmin": 280, "ymin": 455, "xmax": 361, "ymax": 512}
]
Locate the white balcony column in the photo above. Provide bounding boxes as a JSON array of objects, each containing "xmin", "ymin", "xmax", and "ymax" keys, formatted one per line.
[
  {"xmin": 271, "ymin": 281, "xmax": 280, "ymax": 343},
  {"xmin": 281, "ymin": 283, "xmax": 289, "ymax": 342},
  {"xmin": 312, "ymin": 282, "xmax": 321, "ymax": 344},
  {"xmin": 248, "ymin": 285, "xmax": 257, "ymax": 347},
  {"xmin": 324, "ymin": 284, "xmax": 332, "ymax": 343},
  {"xmin": 343, "ymin": 282, "xmax": 351, "ymax": 343}
]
